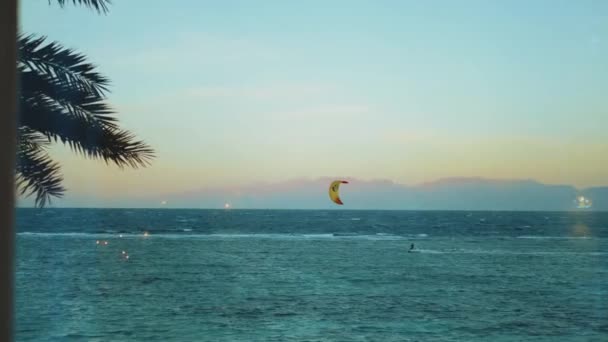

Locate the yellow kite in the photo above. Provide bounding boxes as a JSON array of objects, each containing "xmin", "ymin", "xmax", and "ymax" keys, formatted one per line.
[{"xmin": 329, "ymin": 180, "xmax": 349, "ymax": 205}]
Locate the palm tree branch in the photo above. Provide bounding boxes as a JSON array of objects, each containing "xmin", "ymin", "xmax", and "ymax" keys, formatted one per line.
[
  {"xmin": 51, "ymin": 0, "xmax": 111, "ymax": 14},
  {"xmin": 16, "ymin": 133, "xmax": 65, "ymax": 207},
  {"xmin": 18, "ymin": 35, "xmax": 110, "ymax": 98},
  {"xmin": 18, "ymin": 127, "xmax": 51, "ymax": 152},
  {"xmin": 20, "ymin": 94, "xmax": 155, "ymax": 169},
  {"xmin": 20, "ymin": 68, "xmax": 119, "ymax": 129}
]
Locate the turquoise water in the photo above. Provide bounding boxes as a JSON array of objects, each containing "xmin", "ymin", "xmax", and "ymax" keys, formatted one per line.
[{"xmin": 15, "ymin": 209, "xmax": 608, "ymax": 341}]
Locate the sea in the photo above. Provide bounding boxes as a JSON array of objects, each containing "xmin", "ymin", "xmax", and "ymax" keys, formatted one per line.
[{"xmin": 14, "ymin": 209, "xmax": 608, "ymax": 341}]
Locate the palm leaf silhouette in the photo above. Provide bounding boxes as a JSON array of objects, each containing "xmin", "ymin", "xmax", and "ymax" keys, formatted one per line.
[{"xmin": 18, "ymin": 1, "xmax": 155, "ymax": 207}]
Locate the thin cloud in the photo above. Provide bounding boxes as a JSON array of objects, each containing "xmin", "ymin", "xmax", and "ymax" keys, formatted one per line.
[
  {"xmin": 184, "ymin": 83, "xmax": 337, "ymax": 101},
  {"xmin": 111, "ymin": 32, "xmax": 280, "ymax": 71},
  {"xmin": 265, "ymin": 104, "xmax": 371, "ymax": 120}
]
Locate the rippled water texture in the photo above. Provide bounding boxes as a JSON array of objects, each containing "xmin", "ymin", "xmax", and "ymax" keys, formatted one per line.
[{"xmin": 15, "ymin": 209, "xmax": 608, "ymax": 341}]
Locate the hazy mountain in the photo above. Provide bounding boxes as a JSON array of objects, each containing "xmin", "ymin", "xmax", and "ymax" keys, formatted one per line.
[
  {"xmin": 580, "ymin": 187, "xmax": 608, "ymax": 211},
  {"xmin": 154, "ymin": 177, "xmax": 600, "ymax": 211},
  {"xmin": 21, "ymin": 177, "xmax": 605, "ymax": 210},
  {"xmin": 412, "ymin": 177, "xmax": 577, "ymax": 211}
]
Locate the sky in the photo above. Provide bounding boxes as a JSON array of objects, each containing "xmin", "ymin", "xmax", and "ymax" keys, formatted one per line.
[{"xmin": 18, "ymin": 0, "xmax": 608, "ymax": 206}]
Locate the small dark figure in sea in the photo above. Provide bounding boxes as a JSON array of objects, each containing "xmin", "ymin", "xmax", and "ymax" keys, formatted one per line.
[{"xmin": 409, "ymin": 243, "xmax": 415, "ymax": 252}]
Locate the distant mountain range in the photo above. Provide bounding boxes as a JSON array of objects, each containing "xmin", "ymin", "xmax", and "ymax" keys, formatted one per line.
[{"xmin": 150, "ymin": 177, "xmax": 607, "ymax": 211}]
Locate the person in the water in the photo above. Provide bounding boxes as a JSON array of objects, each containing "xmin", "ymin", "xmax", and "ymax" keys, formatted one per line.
[{"xmin": 409, "ymin": 243, "xmax": 415, "ymax": 251}]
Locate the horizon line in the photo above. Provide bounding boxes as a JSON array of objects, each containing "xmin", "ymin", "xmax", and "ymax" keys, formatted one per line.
[{"xmin": 14, "ymin": 207, "xmax": 605, "ymax": 213}]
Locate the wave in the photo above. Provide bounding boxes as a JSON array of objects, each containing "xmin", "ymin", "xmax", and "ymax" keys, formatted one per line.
[
  {"xmin": 176, "ymin": 217, "xmax": 196, "ymax": 223},
  {"xmin": 17, "ymin": 232, "xmax": 415, "ymax": 241},
  {"xmin": 203, "ymin": 233, "xmax": 407, "ymax": 240},
  {"xmin": 20, "ymin": 232, "xmax": 600, "ymax": 243},
  {"xmin": 407, "ymin": 248, "xmax": 607, "ymax": 256},
  {"xmin": 18, "ymin": 232, "xmax": 108, "ymax": 238},
  {"xmin": 407, "ymin": 249, "xmax": 442, "ymax": 254},
  {"xmin": 516, "ymin": 235, "xmax": 595, "ymax": 240}
]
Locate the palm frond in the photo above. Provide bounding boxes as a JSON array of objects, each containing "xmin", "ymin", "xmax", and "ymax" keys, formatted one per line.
[
  {"xmin": 20, "ymin": 67, "xmax": 118, "ymax": 129},
  {"xmin": 18, "ymin": 127, "xmax": 51, "ymax": 151},
  {"xmin": 16, "ymin": 129, "xmax": 65, "ymax": 207},
  {"xmin": 18, "ymin": 35, "xmax": 109, "ymax": 98},
  {"xmin": 51, "ymin": 0, "xmax": 111, "ymax": 13},
  {"xmin": 19, "ymin": 94, "xmax": 155, "ymax": 169}
]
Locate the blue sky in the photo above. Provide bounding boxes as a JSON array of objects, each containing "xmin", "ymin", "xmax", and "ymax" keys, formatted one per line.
[{"xmin": 19, "ymin": 0, "xmax": 608, "ymax": 206}]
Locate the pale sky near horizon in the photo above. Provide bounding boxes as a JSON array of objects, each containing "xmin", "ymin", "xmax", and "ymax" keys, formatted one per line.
[{"xmin": 18, "ymin": 0, "xmax": 608, "ymax": 204}]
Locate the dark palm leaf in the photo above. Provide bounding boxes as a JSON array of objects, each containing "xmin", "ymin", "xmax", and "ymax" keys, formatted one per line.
[
  {"xmin": 19, "ymin": 93, "xmax": 154, "ymax": 169},
  {"xmin": 18, "ymin": 0, "xmax": 155, "ymax": 207},
  {"xmin": 51, "ymin": 0, "xmax": 111, "ymax": 13},
  {"xmin": 18, "ymin": 127, "xmax": 50, "ymax": 152},
  {"xmin": 18, "ymin": 34, "xmax": 154, "ymax": 169},
  {"xmin": 17, "ymin": 34, "xmax": 155, "ymax": 206},
  {"xmin": 20, "ymin": 66, "xmax": 118, "ymax": 129},
  {"xmin": 19, "ymin": 35, "xmax": 109, "ymax": 97},
  {"xmin": 16, "ymin": 128, "xmax": 65, "ymax": 207}
]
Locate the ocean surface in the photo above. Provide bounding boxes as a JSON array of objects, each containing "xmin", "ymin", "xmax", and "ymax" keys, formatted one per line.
[{"xmin": 15, "ymin": 209, "xmax": 608, "ymax": 341}]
